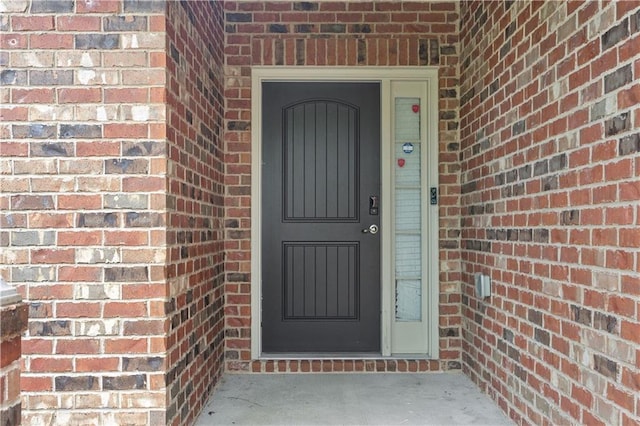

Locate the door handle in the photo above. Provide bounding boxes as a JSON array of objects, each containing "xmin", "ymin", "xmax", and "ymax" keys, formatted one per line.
[{"xmin": 362, "ymin": 224, "xmax": 379, "ymax": 234}]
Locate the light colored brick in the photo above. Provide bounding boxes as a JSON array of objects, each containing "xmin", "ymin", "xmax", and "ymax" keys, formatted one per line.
[
  {"xmin": 75, "ymin": 69, "xmax": 118, "ymax": 86},
  {"xmin": 28, "ymin": 105, "xmax": 74, "ymax": 122},
  {"xmin": 75, "ymin": 105, "xmax": 119, "ymax": 122},
  {"xmin": 75, "ymin": 248, "xmax": 120, "ymax": 264},
  {"xmin": 75, "ymin": 319, "xmax": 120, "ymax": 337},
  {"xmin": 10, "ymin": 51, "xmax": 54, "ymax": 68},
  {"xmin": 103, "ymin": 194, "xmax": 148, "ymax": 209},
  {"xmin": 55, "ymin": 51, "xmax": 100, "ymax": 68},
  {"xmin": 0, "ymin": 0, "xmax": 27, "ymax": 12},
  {"xmin": 121, "ymin": 33, "xmax": 165, "ymax": 50},
  {"xmin": 13, "ymin": 159, "xmax": 57, "ymax": 175}
]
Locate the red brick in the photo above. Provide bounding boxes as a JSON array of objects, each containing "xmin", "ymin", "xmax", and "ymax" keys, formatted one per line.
[
  {"xmin": 621, "ymin": 275, "xmax": 640, "ymax": 296},
  {"xmin": 76, "ymin": 357, "xmax": 120, "ymax": 372},
  {"xmin": 11, "ymin": 16, "xmax": 55, "ymax": 31},
  {"xmin": 104, "ymin": 302, "xmax": 148, "ymax": 318},
  {"xmin": 105, "ymin": 338, "xmax": 149, "ymax": 354},
  {"xmin": 58, "ymin": 266, "xmax": 102, "ymax": 282},
  {"xmin": 0, "ymin": 337, "xmax": 21, "ymax": 368},
  {"xmin": 28, "ymin": 213, "xmax": 74, "ymax": 228},
  {"xmin": 29, "ymin": 357, "xmax": 73, "ymax": 373},
  {"xmin": 607, "ymin": 383, "xmax": 635, "ymax": 412},
  {"xmin": 0, "ymin": 142, "xmax": 28, "ymax": 156},
  {"xmin": 104, "ymin": 231, "xmax": 149, "ymax": 246},
  {"xmin": 30, "ymin": 34, "xmax": 74, "ymax": 49},
  {"xmin": 622, "ymin": 320, "xmax": 640, "ymax": 344},
  {"xmin": 21, "ymin": 376, "xmax": 52, "ymax": 392},
  {"xmin": 0, "ymin": 33, "xmax": 28, "ymax": 49},
  {"xmin": 58, "ymin": 231, "xmax": 102, "ymax": 246},
  {"xmin": 76, "ymin": 141, "xmax": 121, "ymax": 157},
  {"xmin": 608, "ymin": 295, "xmax": 636, "ymax": 318},
  {"xmin": 56, "ymin": 339, "xmax": 100, "ymax": 355},
  {"xmin": 620, "ymin": 228, "xmax": 640, "ymax": 248},
  {"xmin": 621, "ymin": 367, "xmax": 640, "ymax": 391},
  {"xmin": 617, "ymin": 83, "xmax": 640, "ymax": 109},
  {"xmin": 57, "ymin": 302, "xmax": 101, "ymax": 318},
  {"xmin": 0, "ymin": 106, "xmax": 27, "ymax": 121},
  {"xmin": 22, "ymin": 338, "xmax": 53, "ymax": 355},
  {"xmin": 56, "ymin": 15, "xmax": 101, "ymax": 31},
  {"xmin": 104, "ymin": 88, "xmax": 148, "ymax": 103},
  {"xmin": 10, "ymin": 88, "xmax": 55, "ymax": 104},
  {"xmin": 58, "ymin": 88, "xmax": 101, "ymax": 104},
  {"xmin": 104, "ymin": 123, "xmax": 148, "ymax": 139},
  {"xmin": 76, "ymin": 0, "xmax": 119, "ymax": 13},
  {"xmin": 29, "ymin": 284, "xmax": 73, "ymax": 300},
  {"xmin": 57, "ymin": 195, "xmax": 102, "ymax": 210},
  {"xmin": 31, "ymin": 248, "xmax": 74, "ymax": 264}
]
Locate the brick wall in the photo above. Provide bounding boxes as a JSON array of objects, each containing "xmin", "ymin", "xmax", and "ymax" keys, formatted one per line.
[
  {"xmin": 221, "ymin": 0, "xmax": 462, "ymax": 372},
  {"xmin": 459, "ymin": 1, "xmax": 640, "ymax": 424},
  {"xmin": 1, "ymin": 0, "xmax": 172, "ymax": 423},
  {"xmin": 7, "ymin": 0, "xmax": 637, "ymax": 424},
  {"xmin": 165, "ymin": 1, "xmax": 225, "ymax": 425},
  {"xmin": 0, "ymin": 302, "xmax": 28, "ymax": 426}
]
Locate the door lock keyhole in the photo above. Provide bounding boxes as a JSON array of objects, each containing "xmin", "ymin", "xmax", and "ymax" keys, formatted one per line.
[{"xmin": 362, "ymin": 224, "xmax": 379, "ymax": 234}]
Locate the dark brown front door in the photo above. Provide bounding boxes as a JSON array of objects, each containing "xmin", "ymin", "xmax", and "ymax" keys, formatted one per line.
[{"xmin": 262, "ymin": 82, "xmax": 381, "ymax": 352}]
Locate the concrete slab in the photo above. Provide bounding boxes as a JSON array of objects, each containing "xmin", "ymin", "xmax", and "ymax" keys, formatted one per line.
[{"xmin": 195, "ymin": 372, "xmax": 513, "ymax": 425}]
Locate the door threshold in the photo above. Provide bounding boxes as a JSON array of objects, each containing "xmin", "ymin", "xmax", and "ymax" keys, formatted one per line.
[
  {"xmin": 261, "ymin": 353, "xmax": 381, "ymax": 360},
  {"xmin": 260, "ymin": 353, "xmax": 433, "ymax": 360}
]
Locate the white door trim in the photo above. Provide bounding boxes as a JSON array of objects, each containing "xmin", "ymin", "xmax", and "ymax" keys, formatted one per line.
[{"xmin": 250, "ymin": 66, "xmax": 439, "ymax": 359}]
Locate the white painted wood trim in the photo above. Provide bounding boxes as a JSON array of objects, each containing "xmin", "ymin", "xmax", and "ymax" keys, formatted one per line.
[
  {"xmin": 426, "ymin": 76, "xmax": 440, "ymax": 359},
  {"xmin": 250, "ymin": 66, "xmax": 439, "ymax": 359}
]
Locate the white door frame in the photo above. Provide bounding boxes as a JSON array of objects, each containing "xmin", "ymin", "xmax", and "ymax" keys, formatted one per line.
[{"xmin": 250, "ymin": 66, "xmax": 439, "ymax": 359}]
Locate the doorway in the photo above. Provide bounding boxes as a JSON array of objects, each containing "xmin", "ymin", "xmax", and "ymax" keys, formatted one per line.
[
  {"xmin": 251, "ymin": 67, "xmax": 440, "ymax": 358},
  {"xmin": 261, "ymin": 82, "xmax": 381, "ymax": 352}
]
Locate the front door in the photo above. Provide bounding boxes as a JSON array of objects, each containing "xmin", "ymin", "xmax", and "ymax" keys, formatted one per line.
[{"xmin": 262, "ymin": 82, "xmax": 381, "ymax": 352}]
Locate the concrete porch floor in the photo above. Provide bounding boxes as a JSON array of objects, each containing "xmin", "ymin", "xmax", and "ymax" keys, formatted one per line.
[{"xmin": 194, "ymin": 372, "xmax": 513, "ymax": 425}]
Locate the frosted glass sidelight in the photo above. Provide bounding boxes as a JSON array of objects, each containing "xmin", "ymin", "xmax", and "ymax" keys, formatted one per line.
[
  {"xmin": 395, "ymin": 234, "xmax": 421, "ymax": 278},
  {"xmin": 395, "ymin": 189, "xmax": 421, "ymax": 232},
  {"xmin": 394, "ymin": 98, "xmax": 421, "ymax": 140},
  {"xmin": 394, "ymin": 96, "xmax": 423, "ymax": 322},
  {"xmin": 395, "ymin": 142, "xmax": 421, "ymax": 186},
  {"xmin": 395, "ymin": 280, "xmax": 422, "ymax": 321}
]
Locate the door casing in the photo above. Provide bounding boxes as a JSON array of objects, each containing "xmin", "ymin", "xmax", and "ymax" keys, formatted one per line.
[{"xmin": 251, "ymin": 67, "xmax": 439, "ymax": 359}]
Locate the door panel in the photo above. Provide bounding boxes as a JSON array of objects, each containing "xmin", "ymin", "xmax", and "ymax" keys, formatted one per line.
[
  {"xmin": 283, "ymin": 243, "xmax": 357, "ymax": 319},
  {"xmin": 262, "ymin": 82, "xmax": 380, "ymax": 353},
  {"xmin": 283, "ymin": 102, "xmax": 357, "ymax": 221}
]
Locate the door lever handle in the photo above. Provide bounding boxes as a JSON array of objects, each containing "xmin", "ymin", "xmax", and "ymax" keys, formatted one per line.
[{"xmin": 362, "ymin": 224, "xmax": 379, "ymax": 234}]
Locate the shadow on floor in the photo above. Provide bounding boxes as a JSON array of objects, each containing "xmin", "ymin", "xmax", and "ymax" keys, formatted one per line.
[{"xmin": 195, "ymin": 372, "xmax": 513, "ymax": 425}]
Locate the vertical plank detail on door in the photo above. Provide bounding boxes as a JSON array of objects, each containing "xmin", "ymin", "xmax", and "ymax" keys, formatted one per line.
[
  {"xmin": 283, "ymin": 101, "xmax": 358, "ymax": 222},
  {"xmin": 283, "ymin": 243, "xmax": 359, "ymax": 320}
]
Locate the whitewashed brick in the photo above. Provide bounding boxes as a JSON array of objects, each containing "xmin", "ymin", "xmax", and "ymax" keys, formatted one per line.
[
  {"xmin": 122, "ymin": 105, "xmax": 165, "ymax": 122},
  {"xmin": 76, "ymin": 319, "xmax": 119, "ymax": 336},
  {"xmin": 75, "ymin": 248, "xmax": 120, "ymax": 264},
  {"xmin": 121, "ymin": 33, "xmax": 165, "ymax": 50},
  {"xmin": 29, "ymin": 105, "xmax": 74, "ymax": 122},
  {"xmin": 11, "ymin": 51, "xmax": 55, "ymax": 68},
  {"xmin": 0, "ymin": 0, "xmax": 27, "ymax": 12},
  {"xmin": 55, "ymin": 51, "xmax": 101, "ymax": 68},
  {"xmin": 75, "ymin": 105, "xmax": 118, "ymax": 122},
  {"xmin": 588, "ymin": 3, "xmax": 616, "ymax": 39},
  {"xmin": 76, "ymin": 69, "xmax": 119, "ymax": 86},
  {"xmin": 74, "ymin": 283, "xmax": 121, "ymax": 300}
]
